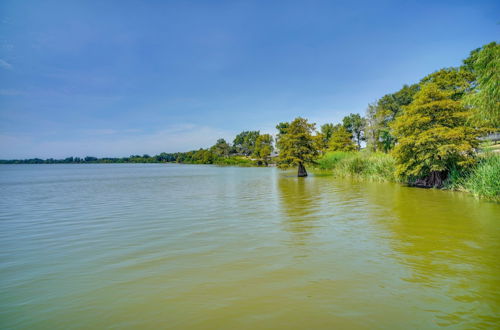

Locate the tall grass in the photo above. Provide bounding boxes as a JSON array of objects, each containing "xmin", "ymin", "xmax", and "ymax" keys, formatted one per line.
[
  {"xmin": 316, "ymin": 151, "xmax": 398, "ymax": 182},
  {"xmin": 214, "ymin": 156, "xmax": 256, "ymax": 166},
  {"xmin": 462, "ymin": 153, "xmax": 500, "ymax": 201},
  {"xmin": 317, "ymin": 151, "xmax": 499, "ymax": 201}
]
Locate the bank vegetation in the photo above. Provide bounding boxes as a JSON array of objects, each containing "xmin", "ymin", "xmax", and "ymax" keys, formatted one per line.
[{"xmin": 2, "ymin": 42, "xmax": 498, "ymax": 200}]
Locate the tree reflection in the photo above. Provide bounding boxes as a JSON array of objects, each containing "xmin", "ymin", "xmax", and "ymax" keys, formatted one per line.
[{"xmin": 276, "ymin": 173, "xmax": 321, "ymax": 249}]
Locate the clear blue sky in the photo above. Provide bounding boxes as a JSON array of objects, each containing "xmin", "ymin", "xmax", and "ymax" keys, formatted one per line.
[{"xmin": 0, "ymin": 0, "xmax": 498, "ymax": 158}]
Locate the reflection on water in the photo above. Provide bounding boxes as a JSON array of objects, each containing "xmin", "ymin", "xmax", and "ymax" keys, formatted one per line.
[
  {"xmin": 277, "ymin": 176, "xmax": 321, "ymax": 248},
  {"xmin": 0, "ymin": 164, "xmax": 499, "ymax": 329},
  {"xmin": 363, "ymin": 182, "xmax": 500, "ymax": 328}
]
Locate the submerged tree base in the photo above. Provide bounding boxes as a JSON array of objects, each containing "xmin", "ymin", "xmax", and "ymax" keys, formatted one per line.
[
  {"xmin": 414, "ymin": 171, "xmax": 447, "ymax": 188},
  {"xmin": 298, "ymin": 163, "xmax": 308, "ymax": 177}
]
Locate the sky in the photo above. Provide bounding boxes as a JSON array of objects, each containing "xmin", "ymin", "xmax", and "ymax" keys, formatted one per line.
[{"xmin": 0, "ymin": 0, "xmax": 498, "ymax": 159}]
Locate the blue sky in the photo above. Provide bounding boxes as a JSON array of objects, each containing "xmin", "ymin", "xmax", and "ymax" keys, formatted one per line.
[{"xmin": 0, "ymin": 0, "xmax": 498, "ymax": 158}]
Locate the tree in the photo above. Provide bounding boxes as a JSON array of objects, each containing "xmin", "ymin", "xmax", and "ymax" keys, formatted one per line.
[
  {"xmin": 420, "ymin": 68, "xmax": 474, "ymax": 101},
  {"xmin": 391, "ymin": 83, "xmax": 480, "ymax": 187},
  {"xmin": 210, "ymin": 138, "xmax": 231, "ymax": 158},
  {"xmin": 275, "ymin": 122, "xmax": 290, "ymax": 136},
  {"xmin": 328, "ymin": 124, "xmax": 357, "ymax": 152},
  {"xmin": 233, "ymin": 131, "xmax": 260, "ymax": 155},
  {"xmin": 367, "ymin": 84, "xmax": 420, "ymax": 152},
  {"xmin": 342, "ymin": 113, "xmax": 366, "ymax": 148},
  {"xmin": 253, "ymin": 134, "xmax": 274, "ymax": 165},
  {"xmin": 193, "ymin": 149, "xmax": 215, "ymax": 164},
  {"xmin": 315, "ymin": 123, "xmax": 335, "ymax": 151},
  {"xmin": 365, "ymin": 103, "xmax": 381, "ymax": 152},
  {"xmin": 276, "ymin": 117, "xmax": 318, "ymax": 177},
  {"xmin": 378, "ymin": 129, "xmax": 395, "ymax": 153},
  {"xmin": 462, "ymin": 42, "xmax": 499, "ymax": 128},
  {"xmin": 320, "ymin": 123, "xmax": 335, "ymax": 142}
]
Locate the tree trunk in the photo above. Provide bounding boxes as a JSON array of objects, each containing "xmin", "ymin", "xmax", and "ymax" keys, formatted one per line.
[
  {"xmin": 298, "ymin": 162, "xmax": 308, "ymax": 177},
  {"xmin": 414, "ymin": 171, "xmax": 447, "ymax": 188}
]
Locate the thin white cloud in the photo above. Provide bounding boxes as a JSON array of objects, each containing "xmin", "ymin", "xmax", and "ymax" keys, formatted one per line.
[{"xmin": 0, "ymin": 59, "xmax": 12, "ymax": 70}]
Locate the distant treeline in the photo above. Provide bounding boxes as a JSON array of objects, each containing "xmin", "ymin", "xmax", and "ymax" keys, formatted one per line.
[
  {"xmin": 0, "ymin": 152, "xmax": 256, "ymax": 165},
  {"xmin": 0, "ymin": 155, "xmax": 177, "ymax": 164}
]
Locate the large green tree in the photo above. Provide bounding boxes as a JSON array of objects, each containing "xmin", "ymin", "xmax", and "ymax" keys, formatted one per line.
[
  {"xmin": 276, "ymin": 117, "xmax": 318, "ymax": 177},
  {"xmin": 391, "ymin": 83, "xmax": 480, "ymax": 187}
]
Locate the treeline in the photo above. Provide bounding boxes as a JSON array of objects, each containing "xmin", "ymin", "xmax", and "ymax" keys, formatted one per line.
[
  {"xmin": 0, "ymin": 131, "xmax": 275, "ymax": 166},
  {"xmin": 2, "ymin": 42, "xmax": 498, "ymax": 193}
]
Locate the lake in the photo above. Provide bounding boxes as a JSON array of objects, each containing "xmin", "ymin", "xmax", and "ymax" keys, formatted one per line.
[{"xmin": 0, "ymin": 164, "xmax": 499, "ymax": 329}]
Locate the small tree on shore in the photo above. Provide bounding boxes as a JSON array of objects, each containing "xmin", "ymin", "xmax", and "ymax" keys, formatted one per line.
[{"xmin": 276, "ymin": 117, "xmax": 318, "ymax": 177}]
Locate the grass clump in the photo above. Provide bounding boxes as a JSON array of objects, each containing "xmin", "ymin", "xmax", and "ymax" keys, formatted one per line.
[
  {"xmin": 462, "ymin": 153, "xmax": 500, "ymax": 201},
  {"xmin": 316, "ymin": 151, "xmax": 397, "ymax": 182}
]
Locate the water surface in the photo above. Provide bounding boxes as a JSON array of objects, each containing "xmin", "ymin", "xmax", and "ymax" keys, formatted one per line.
[{"xmin": 1, "ymin": 164, "xmax": 499, "ymax": 329}]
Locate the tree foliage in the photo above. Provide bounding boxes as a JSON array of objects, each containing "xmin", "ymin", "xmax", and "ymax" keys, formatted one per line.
[
  {"xmin": 233, "ymin": 131, "xmax": 260, "ymax": 155},
  {"xmin": 391, "ymin": 83, "xmax": 481, "ymax": 186},
  {"xmin": 462, "ymin": 42, "xmax": 500, "ymax": 128},
  {"xmin": 342, "ymin": 113, "xmax": 366, "ymax": 148},
  {"xmin": 276, "ymin": 117, "xmax": 318, "ymax": 171},
  {"xmin": 328, "ymin": 125, "xmax": 357, "ymax": 152},
  {"xmin": 253, "ymin": 134, "xmax": 274, "ymax": 165},
  {"xmin": 210, "ymin": 138, "xmax": 231, "ymax": 158},
  {"xmin": 365, "ymin": 84, "xmax": 419, "ymax": 152},
  {"xmin": 420, "ymin": 68, "xmax": 474, "ymax": 101}
]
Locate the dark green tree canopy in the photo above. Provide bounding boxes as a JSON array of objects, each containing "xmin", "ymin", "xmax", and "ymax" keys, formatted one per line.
[
  {"xmin": 233, "ymin": 131, "xmax": 260, "ymax": 155},
  {"xmin": 320, "ymin": 123, "xmax": 335, "ymax": 142},
  {"xmin": 342, "ymin": 113, "xmax": 366, "ymax": 148},
  {"xmin": 365, "ymin": 84, "xmax": 419, "ymax": 152},
  {"xmin": 210, "ymin": 138, "xmax": 231, "ymax": 158},
  {"xmin": 377, "ymin": 84, "xmax": 420, "ymax": 124}
]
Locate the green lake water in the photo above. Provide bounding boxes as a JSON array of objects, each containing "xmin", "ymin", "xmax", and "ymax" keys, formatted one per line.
[{"xmin": 0, "ymin": 164, "xmax": 499, "ymax": 329}]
